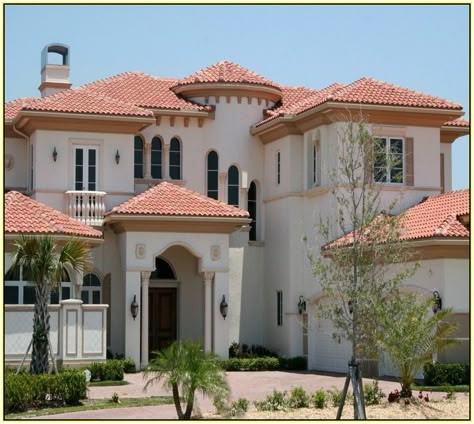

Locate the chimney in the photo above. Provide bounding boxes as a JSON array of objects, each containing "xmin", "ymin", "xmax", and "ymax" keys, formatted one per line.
[{"xmin": 39, "ymin": 43, "xmax": 71, "ymax": 97}]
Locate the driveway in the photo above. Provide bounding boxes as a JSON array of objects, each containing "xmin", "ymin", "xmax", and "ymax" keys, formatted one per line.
[{"xmin": 35, "ymin": 370, "xmax": 445, "ymax": 419}]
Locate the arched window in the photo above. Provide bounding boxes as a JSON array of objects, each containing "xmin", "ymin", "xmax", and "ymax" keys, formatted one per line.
[
  {"xmin": 228, "ymin": 165, "xmax": 239, "ymax": 207},
  {"xmin": 81, "ymin": 273, "xmax": 101, "ymax": 304},
  {"xmin": 151, "ymin": 136, "xmax": 163, "ymax": 179},
  {"xmin": 169, "ymin": 137, "xmax": 181, "ymax": 180},
  {"xmin": 134, "ymin": 135, "xmax": 144, "ymax": 179},
  {"xmin": 150, "ymin": 257, "xmax": 177, "ymax": 280},
  {"xmin": 207, "ymin": 150, "xmax": 219, "ymax": 200},
  {"xmin": 248, "ymin": 181, "xmax": 257, "ymax": 241}
]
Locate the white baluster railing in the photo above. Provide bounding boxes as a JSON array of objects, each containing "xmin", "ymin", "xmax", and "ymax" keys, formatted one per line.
[{"xmin": 65, "ymin": 191, "xmax": 107, "ymax": 226}]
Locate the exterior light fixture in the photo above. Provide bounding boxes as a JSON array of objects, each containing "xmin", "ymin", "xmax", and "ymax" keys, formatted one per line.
[
  {"xmin": 220, "ymin": 295, "xmax": 228, "ymax": 319},
  {"xmin": 130, "ymin": 294, "xmax": 139, "ymax": 320},
  {"xmin": 115, "ymin": 149, "xmax": 120, "ymax": 164},
  {"xmin": 298, "ymin": 296, "xmax": 306, "ymax": 314},
  {"xmin": 348, "ymin": 300, "xmax": 353, "ymax": 315},
  {"xmin": 53, "ymin": 147, "xmax": 58, "ymax": 162},
  {"xmin": 432, "ymin": 291, "xmax": 442, "ymax": 314}
]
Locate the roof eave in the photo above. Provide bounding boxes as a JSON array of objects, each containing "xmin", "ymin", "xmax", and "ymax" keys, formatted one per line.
[{"xmin": 104, "ymin": 214, "xmax": 251, "ymax": 224}]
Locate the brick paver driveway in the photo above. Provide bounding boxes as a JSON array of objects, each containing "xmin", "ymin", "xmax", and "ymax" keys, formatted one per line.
[{"xmin": 35, "ymin": 370, "xmax": 444, "ymax": 420}]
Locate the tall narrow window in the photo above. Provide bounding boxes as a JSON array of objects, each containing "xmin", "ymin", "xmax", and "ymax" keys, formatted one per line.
[
  {"xmin": 248, "ymin": 181, "xmax": 257, "ymax": 241},
  {"xmin": 276, "ymin": 151, "xmax": 281, "ymax": 185},
  {"xmin": 81, "ymin": 273, "xmax": 102, "ymax": 304},
  {"xmin": 30, "ymin": 145, "xmax": 34, "ymax": 190},
  {"xmin": 169, "ymin": 137, "xmax": 181, "ymax": 180},
  {"xmin": 228, "ymin": 165, "xmax": 239, "ymax": 207},
  {"xmin": 313, "ymin": 140, "xmax": 321, "ymax": 186},
  {"xmin": 74, "ymin": 146, "xmax": 98, "ymax": 191},
  {"xmin": 277, "ymin": 291, "xmax": 283, "ymax": 326},
  {"xmin": 151, "ymin": 136, "xmax": 163, "ymax": 179},
  {"xmin": 207, "ymin": 150, "xmax": 219, "ymax": 200},
  {"xmin": 134, "ymin": 136, "xmax": 144, "ymax": 179},
  {"xmin": 373, "ymin": 137, "xmax": 404, "ymax": 184}
]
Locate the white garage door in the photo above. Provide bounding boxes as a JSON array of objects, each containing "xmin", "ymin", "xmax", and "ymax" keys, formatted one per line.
[{"xmin": 311, "ymin": 318, "xmax": 352, "ymax": 373}]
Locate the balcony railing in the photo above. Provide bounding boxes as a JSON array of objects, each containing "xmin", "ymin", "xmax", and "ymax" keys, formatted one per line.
[{"xmin": 65, "ymin": 190, "xmax": 106, "ymax": 226}]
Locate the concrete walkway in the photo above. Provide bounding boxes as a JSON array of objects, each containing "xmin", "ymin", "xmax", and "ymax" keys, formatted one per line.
[{"xmin": 35, "ymin": 371, "xmax": 447, "ymax": 420}]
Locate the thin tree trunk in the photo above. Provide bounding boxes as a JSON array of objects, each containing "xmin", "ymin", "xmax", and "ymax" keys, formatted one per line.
[
  {"xmin": 184, "ymin": 394, "xmax": 194, "ymax": 420},
  {"xmin": 172, "ymin": 384, "xmax": 184, "ymax": 419},
  {"xmin": 30, "ymin": 283, "xmax": 50, "ymax": 374}
]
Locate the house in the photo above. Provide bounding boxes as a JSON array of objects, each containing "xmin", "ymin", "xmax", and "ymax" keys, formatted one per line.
[{"xmin": 4, "ymin": 43, "xmax": 469, "ymax": 373}]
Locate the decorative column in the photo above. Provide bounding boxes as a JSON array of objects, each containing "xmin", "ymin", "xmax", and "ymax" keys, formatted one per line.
[
  {"xmin": 202, "ymin": 271, "xmax": 215, "ymax": 352},
  {"xmin": 141, "ymin": 271, "xmax": 151, "ymax": 368},
  {"xmin": 144, "ymin": 143, "xmax": 152, "ymax": 179},
  {"xmin": 240, "ymin": 188, "xmax": 247, "ymax": 210},
  {"xmin": 163, "ymin": 144, "xmax": 170, "ymax": 179},
  {"xmin": 124, "ymin": 270, "xmax": 141, "ymax": 368},
  {"xmin": 218, "ymin": 172, "xmax": 227, "ymax": 202},
  {"xmin": 73, "ymin": 270, "xmax": 83, "ymax": 300}
]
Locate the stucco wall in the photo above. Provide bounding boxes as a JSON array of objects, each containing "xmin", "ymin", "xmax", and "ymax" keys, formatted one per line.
[{"xmin": 5, "ymin": 137, "xmax": 28, "ymax": 190}]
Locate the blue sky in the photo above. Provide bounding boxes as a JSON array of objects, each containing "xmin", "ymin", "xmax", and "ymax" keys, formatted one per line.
[{"xmin": 5, "ymin": 5, "xmax": 469, "ymax": 189}]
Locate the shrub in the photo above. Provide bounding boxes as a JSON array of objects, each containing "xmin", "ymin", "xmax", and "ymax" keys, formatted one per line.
[
  {"xmin": 279, "ymin": 356, "xmax": 307, "ymax": 370},
  {"xmin": 423, "ymin": 362, "xmax": 469, "ymax": 386},
  {"xmin": 312, "ymin": 389, "xmax": 326, "ymax": 409},
  {"xmin": 90, "ymin": 359, "xmax": 124, "ymax": 381},
  {"xmin": 229, "ymin": 398, "xmax": 249, "ymax": 417},
  {"xmin": 4, "ymin": 370, "xmax": 87, "ymax": 414},
  {"xmin": 254, "ymin": 390, "xmax": 288, "ymax": 411},
  {"xmin": 288, "ymin": 386, "xmax": 310, "ymax": 408},
  {"xmin": 229, "ymin": 342, "xmax": 240, "ymax": 358},
  {"xmin": 327, "ymin": 386, "xmax": 343, "ymax": 407},
  {"xmin": 363, "ymin": 380, "xmax": 385, "ymax": 406},
  {"xmin": 220, "ymin": 356, "xmax": 279, "ymax": 371},
  {"xmin": 388, "ymin": 389, "xmax": 400, "ymax": 403},
  {"xmin": 122, "ymin": 358, "xmax": 136, "ymax": 373}
]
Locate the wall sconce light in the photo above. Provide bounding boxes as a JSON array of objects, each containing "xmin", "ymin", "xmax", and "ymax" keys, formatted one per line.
[
  {"xmin": 115, "ymin": 149, "xmax": 121, "ymax": 164},
  {"xmin": 348, "ymin": 300, "xmax": 353, "ymax": 315},
  {"xmin": 130, "ymin": 294, "xmax": 139, "ymax": 320},
  {"xmin": 52, "ymin": 147, "xmax": 58, "ymax": 162},
  {"xmin": 432, "ymin": 291, "xmax": 442, "ymax": 314},
  {"xmin": 298, "ymin": 296, "xmax": 306, "ymax": 314},
  {"xmin": 220, "ymin": 295, "xmax": 228, "ymax": 320}
]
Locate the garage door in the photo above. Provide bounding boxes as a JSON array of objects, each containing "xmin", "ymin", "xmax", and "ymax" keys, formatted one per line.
[{"xmin": 311, "ymin": 318, "xmax": 352, "ymax": 373}]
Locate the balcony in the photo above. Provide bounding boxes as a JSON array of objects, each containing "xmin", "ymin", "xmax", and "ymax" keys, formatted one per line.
[{"xmin": 65, "ymin": 190, "xmax": 106, "ymax": 226}]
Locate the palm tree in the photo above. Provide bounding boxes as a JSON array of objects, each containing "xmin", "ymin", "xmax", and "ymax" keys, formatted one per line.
[
  {"xmin": 144, "ymin": 340, "xmax": 230, "ymax": 419},
  {"xmin": 10, "ymin": 235, "xmax": 92, "ymax": 374},
  {"xmin": 377, "ymin": 293, "xmax": 459, "ymax": 398}
]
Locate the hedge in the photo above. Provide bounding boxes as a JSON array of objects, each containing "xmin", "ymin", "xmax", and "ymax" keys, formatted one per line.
[
  {"xmin": 423, "ymin": 362, "xmax": 469, "ymax": 386},
  {"xmin": 5, "ymin": 369, "xmax": 87, "ymax": 414},
  {"xmin": 90, "ymin": 359, "xmax": 124, "ymax": 381},
  {"xmin": 220, "ymin": 356, "xmax": 280, "ymax": 371}
]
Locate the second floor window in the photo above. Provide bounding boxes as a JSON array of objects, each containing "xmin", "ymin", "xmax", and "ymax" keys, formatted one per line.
[
  {"xmin": 248, "ymin": 181, "xmax": 257, "ymax": 241},
  {"xmin": 276, "ymin": 151, "xmax": 281, "ymax": 185},
  {"xmin": 134, "ymin": 136, "xmax": 144, "ymax": 179},
  {"xmin": 151, "ymin": 136, "xmax": 163, "ymax": 179},
  {"xmin": 228, "ymin": 165, "xmax": 239, "ymax": 207},
  {"xmin": 207, "ymin": 150, "xmax": 219, "ymax": 200},
  {"xmin": 169, "ymin": 137, "xmax": 181, "ymax": 180},
  {"xmin": 313, "ymin": 140, "xmax": 321, "ymax": 186},
  {"xmin": 374, "ymin": 137, "xmax": 404, "ymax": 184}
]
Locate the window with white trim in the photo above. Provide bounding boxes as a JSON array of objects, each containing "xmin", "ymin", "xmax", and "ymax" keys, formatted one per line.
[
  {"xmin": 5, "ymin": 266, "xmax": 71, "ymax": 305},
  {"xmin": 373, "ymin": 137, "xmax": 404, "ymax": 184},
  {"xmin": 134, "ymin": 135, "xmax": 144, "ymax": 179},
  {"xmin": 169, "ymin": 137, "xmax": 181, "ymax": 180},
  {"xmin": 81, "ymin": 273, "xmax": 102, "ymax": 304},
  {"xmin": 207, "ymin": 150, "xmax": 219, "ymax": 200},
  {"xmin": 151, "ymin": 136, "xmax": 163, "ymax": 179},
  {"xmin": 227, "ymin": 165, "xmax": 239, "ymax": 207},
  {"xmin": 313, "ymin": 140, "xmax": 321, "ymax": 186}
]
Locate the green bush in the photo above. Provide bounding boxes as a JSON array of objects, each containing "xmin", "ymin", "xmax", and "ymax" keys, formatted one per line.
[
  {"xmin": 4, "ymin": 370, "xmax": 87, "ymax": 414},
  {"xmin": 279, "ymin": 356, "xmax": 307, "ymax": 370},
  {"xmin": 312, "ymin": 389, "xmax": 326, "ymax": 409},
  {"xmin": 122, "ymin": 358, "xmax": 137, "ymax": 373},
  {"xmin": 423, "ymin": 362, "xmax": 469, "ymax": 386},
  {"xmin": 288, "ymin": 386, "xmax": 310, "ymax": 408},
  {"xmin": 90, "ymin": 359, "xmax": 124, "ymax": 381},
  {"xmin": 220, "ymin": 356, "xmax": 279, "ymax": 371},
  {"xmin": 363, "ymin": 380, "xmax": 385, "ymax": 406},
  {"xmin": 327, "ymin": 386, "xmax": 343, "ymax": 407},
  {"xmin": 254, "ymin": 390, "xmax": 288, "ymax": 411}
]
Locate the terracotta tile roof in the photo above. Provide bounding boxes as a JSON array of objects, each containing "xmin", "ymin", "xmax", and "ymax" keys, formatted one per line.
[
  {"xmin": 21, "ymin": 87, "xmax": 154, "ymax": 117},
  {"xmin": 325, "ymin": 189, "xmax": 469, "ymax": 249},
  {"xmin": 443, "ymin": 118, "xmax": 470, "ymax": 127},
  {"xmin": 80, "ymin": 72, "xmax": 212, "ymax": 111},
  {"xmin": 173, "ymin": 61, "xmax": 281, "ymax": 90},
  {"xmin": 107, "ymin": 181, "xmax": 250, "ymax": 218},
  {"xmin": 5, "ymin": 191, "xmax": 102, "ymax": 238},
  {"xmin": 5, "ymin": 97, "xmax": 36, "ymax": 120}
]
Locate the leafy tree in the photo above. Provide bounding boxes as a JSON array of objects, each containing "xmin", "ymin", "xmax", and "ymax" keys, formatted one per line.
[
  {"xmin": 10, "ymin": 235, "xmax": 92, "ymax": 374},
  {"xmin": 144, "ymin": 340, "xmax": 229, "ymax": 420},
  {"xmin": 306, "ymin": 114, "xmax": 418, "ymax": 417},
  {"xmin": 377, "ymin": 293, "xmax": 459, "ymax": 398}
]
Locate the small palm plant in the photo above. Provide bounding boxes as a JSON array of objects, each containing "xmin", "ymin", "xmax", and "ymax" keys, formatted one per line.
[
  {"xmin": 10, "ymin": 235, "xmax": 91, "ymax": 374},
  {"xmin": 378, "ymin": 293, "xmax": 459, "ymax": 398},
  {"xmin": 144, "ymin": 340, "xmax": 229, "ymax": 419}
]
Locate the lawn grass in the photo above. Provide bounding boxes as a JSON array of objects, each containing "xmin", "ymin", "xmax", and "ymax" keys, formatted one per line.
[
  {"xmin": 5, "ymin": 396, "xmax": 174, "ymax": 419},
  {"xmin": 412, "ymin": 384, "xmax": 469, "ymax": 393},
  {"xmin": 89, "ymin": 380, "xmax": 129, "ymax": 386}
]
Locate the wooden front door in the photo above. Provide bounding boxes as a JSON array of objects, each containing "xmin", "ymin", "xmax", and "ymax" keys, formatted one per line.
[{"xmin": 149, "ymin": 288, "xmax": 177, "ymax": 355}]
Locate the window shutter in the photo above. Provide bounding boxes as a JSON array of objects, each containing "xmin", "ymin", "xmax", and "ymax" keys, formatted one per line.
[{"xmin": 405, "ymin": 137, "xmax": 414, "ymax": 186}]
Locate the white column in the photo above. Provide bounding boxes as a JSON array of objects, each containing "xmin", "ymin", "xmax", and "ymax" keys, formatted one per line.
[
  {"xmin": 144, "ymin": 143, "xmax": 151, "ymax": 179},
  {"xmin": 73, "ymin": 270, "xmax": 83, "ymax": 300},
  {"xmin": 219, "ymin": 172, "xmax": 227, "ymax": 202},
  {"xmin": 140, "ymin": 271, "xmax": 151, "ymax": 369},
  {"xmin": 163, "ymin": 144, "xmax": 170, "ymax": 179},
  {"xmin": 213, "ymin": 271, "xmax": 230, "ymax": 358},
  {"xmin": 124, "ymin": 270, "xmax": 141, "ymax": 368},
  {"xmin": 202, "ymin": 271, "xmax": 215, "ymax": 352}
]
